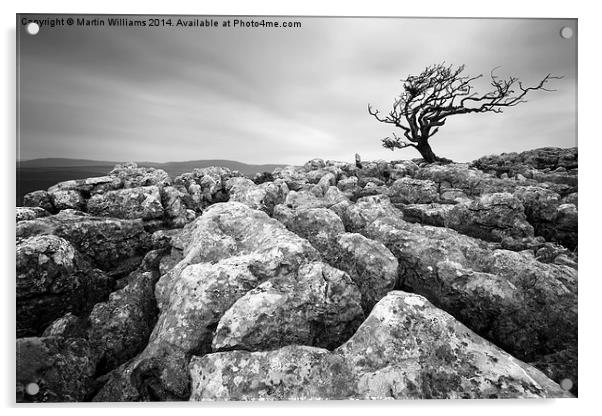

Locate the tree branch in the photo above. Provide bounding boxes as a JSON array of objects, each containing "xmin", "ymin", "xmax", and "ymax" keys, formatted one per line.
[{"xmin": 368, "ymin": 62, "xmax": 562, "ymax": 161}]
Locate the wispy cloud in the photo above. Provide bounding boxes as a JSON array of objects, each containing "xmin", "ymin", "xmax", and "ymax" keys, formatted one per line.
[{"xmin": 18, "ymin": 16, "xmax": 576, "ymax": 163}]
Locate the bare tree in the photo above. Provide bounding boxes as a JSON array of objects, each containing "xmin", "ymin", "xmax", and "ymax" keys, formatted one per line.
[{"xmin": 368, "ymin": 63, "xmax": 562, "ymax": 163}]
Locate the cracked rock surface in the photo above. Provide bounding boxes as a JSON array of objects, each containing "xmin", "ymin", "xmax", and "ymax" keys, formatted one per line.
[{"xmin": 16, "ymin": 147, "xmax": 578, "ymax": 401}]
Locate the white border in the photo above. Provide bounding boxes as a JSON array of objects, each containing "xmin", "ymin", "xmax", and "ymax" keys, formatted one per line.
[{"xmin": 2, "ymin": 1, "xmax": 599, "ymax": 415}]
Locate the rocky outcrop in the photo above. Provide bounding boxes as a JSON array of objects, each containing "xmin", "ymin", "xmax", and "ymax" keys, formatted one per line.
[
  {"xmin": 16, "ymin": 147, "xmax": 578, "ymax": 402},
  {"xmin": 471, "ymin": 147, "xmax": 578, "ymax": 177},
  {"xmin": 363, "ymin": 215, "xmax": 577, "ymax": 365},
  {"xmin": 16, "ymin": 206, "xmax": 49, "ymax": 222},
  {"xmin": 439, "ymin": 192, "xmax": 535, "ymax": 247},
  {"xmin": 21, "ymin": 163, "xmax": 244, "ymax": 229},
  {"xmin": 16, "ymin": 235, "xmax": 113, "ymax": 337},
  {"xmin": 387, "ymin": 177, "xmax": 439, "ymax": 204},
  {"xmin": 87, "ymin": 186, "xmax": 164, "ymax": 220},
  {"xmin": 93, "ymin": 202, "xmax": 321, "ymax": 401},
  {"xmin": 49, "ymin": 189, "xmax": 86, "ymax": 211},
  {"xmin": 23, "ymin": 190, "xmax": 55, "ymax": 213},
  {"xmin": 337, "ymin": 176, "xmax": 359, "ymax": 194},
  {"xmin": 400, "ymin": 192, "xmax": 536, "ymax": 246},
  {"xmin": 168, "ymin": 167, "xmax": 238, "ymax": 212},
  {"xmin": 47, "ymin": 176, "xmax": 122, "ymax": 195},
  {"xmin": 282, "ymin": 187, "xmax": 348, "ymax": 211},
  {"xmin": 16, "ymin": 337, "xmax": 97, "ymax": 402},
  {"xmin": 513, "ymin": 186, "xmax": 577, "ymax": 249},
  {"xmin": 329, "ymin": 233, "xmax": 398, "ymax": 312},
  {"xmin": 415, "ymin": 163, "xmax": 521, "ymax": 196},
  {"xmin": 273, "ymin": 206, "xmax": 345, "ymax": 253},
  {"xmin": 341, "ymin": 195, "xmax": 404, "ymax": 232},
  {"xmin": 212, "ymin": 262, "xmax": 364, "ymax": 351},
  {"xmin": 86, "ymin": 249, "xmax": 165, "ymax": 375},
  {"xmin": 399, "ymin": 203, "xmax": 455, "ymax": 227},
  {"xmin": 189, "ymin": 292, "xmax": 569, "ymax": 400},
  {"xmin": 160, "ymin": 186, "xmax": 197, "ymax": 228},
  {"xmin": 273, "ymin": 165, "xmax": 313, "ymax": 191},
  {"xmin": 189, "ymin": 346, "xmax": 356, "ymax": 401},
  {"xmin": 42, "ymin": 313, "xmax": 86, "ymax": 338},
  {"xmin": 273, "ymin": 198, "xmax": 398, "ymax": 314},
  {"xmin": 109, "ymin": 162, "xmax": 171, "ymax": 188},
  {"xmin": 552, "ymin": 204, "xmax": 578, "ymax": 250},
  {"xmin": 338, "ymin": 291, "xmax": 570, "ymax": 399},
  {"xmin": 16, "ymin": 210, "xmax": 151, "ymax": 271},
  {"xmin": 226, "ymin": 177, "xmax": 289, "ymax": 214}
]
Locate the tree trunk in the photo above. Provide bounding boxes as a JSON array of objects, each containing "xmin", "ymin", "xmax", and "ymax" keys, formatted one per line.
[{"xmin": 416, "ymin": 140, "xmax": 439, "ymax": 163}]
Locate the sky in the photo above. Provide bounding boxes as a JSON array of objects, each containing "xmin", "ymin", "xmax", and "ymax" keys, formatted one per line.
[{"xmin": 17, "ymin": 16, "xmax": 577, "ymax": 165}]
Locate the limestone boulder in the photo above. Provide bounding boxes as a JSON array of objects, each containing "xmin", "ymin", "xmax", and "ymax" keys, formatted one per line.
[
  {"xmin": 42, "ymin": 313, "xmax": 86, "ymax": 338},
  {"xmin": 16, "ymin": 206, "xmax": 49, "ymax": 222},
  {"xmin": 174, "ymin": 166, "xmax": 235, "ymax": 209},
  {"xmin": 553, "ymin": 204, "xmax": 578, "ymax": 250},
  {"xmin": 364, "ymin": 217, "xmax": 577, "ymax": 367},
  {"xmin": 563, "ymin": 192, "xmax": 578, "ymax": 207},
  {"xmin": 304, "ymin": 158, "xmax": 326, "ymax": 171},
  {"xmin": 341, "ymin": 195, "xmax": 404, "ymax": 232},
  {"xmin": 514, "ymin": 186, "xmax": 562, "ymax": 224},
  {"xmin": 226, "ymin": 177, "xmax": 288, "ymax": 214},
  {"xmin": 389, "ymin": 160, "xmax": 419, "ymax": 180},
  {"xmin": 95, "ymin": 202, "xmax": 319, "ymax": 401},
  {"xmin": 87, "ymin": 185, "xmax": 164, "ymax": 220},
  {"xmin": 16, "ymin": 235, "xmax": 113, "ymax": 337},
  {"xmin": 274, "ymin": 205, "xmax": 345, "ymax": 253},
  {"xmin": 212, "ymin": 262, "xmax": 364, "ymax": 351},
  {"xmin": 189, "ymin": 346, "xmax": 356, "ymax": 401},
  {"xmin": 337, "ymin": 292, "xmax": 571, "ymax": 399},
  {"xmin": 446, "ymin": 192, "xmax": 535, "ymax": 243},
  {"xmin": 23, "ymin": 190, "xmax": 55, "ymax": 213},
  {"xmin": 188, "ymin": 292, "xmax": 570, "ymax": 400},
  {"xmin": 388, "ymin": 177, "xmax": 439, "ymax": 204},
  {"xmin": 273, "ymin": 165, "xmax": 309, "ymax": 191},
  {"xmin": 399, "ymin": 203, "xmax": 455, "ymax": 227},
  {"xmin": 329, "ymin": 233, "xmax": 398, "ymax": 312},
  {"xmin": 109, "ymin": 162, "xmax": 171, "ymax": 188},
  {"xmin": 337, "ymin": 176, "xmax": 359, "ymax": 193},
  {"xmin": 16, "ymin": 210, "xmax": 151, "ymax": 271},
  {"xmin": 160, "ymin": 185, "xmax": 196, "ymax": 227},
  {"xmin": 49, "ymin": 189, "xmax": 86, "ymax": 211},
  {"xmin": 48, "ymin": 176, "xmax": 121, "ymax": 195},
  {"xmin": 415, "ymin": 163, "xmax": 520, "ymax": 197}
]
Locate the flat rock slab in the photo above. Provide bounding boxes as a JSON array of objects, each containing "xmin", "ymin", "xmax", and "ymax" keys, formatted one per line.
[
  {"xmin": 190, "ymin": 291, "xmax": 570, "ymax": 401},
  {"xmin": 189, "ymin": 345, "xmax": 356, "ymax": 401}
]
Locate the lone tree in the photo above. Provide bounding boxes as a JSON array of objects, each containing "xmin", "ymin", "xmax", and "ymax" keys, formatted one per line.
[{"xmin": 368, "ymin": 63, "xmax": 561, "ymax": 163}]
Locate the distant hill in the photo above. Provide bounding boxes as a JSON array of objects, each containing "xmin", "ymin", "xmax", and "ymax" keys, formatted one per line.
[
  {"xmin": 17, "ymin": 158, "xmax": 118, "ymax": 168},
  {"xmin": 16, "ymin": 158, "xmax": 288, "ymax": 205}
]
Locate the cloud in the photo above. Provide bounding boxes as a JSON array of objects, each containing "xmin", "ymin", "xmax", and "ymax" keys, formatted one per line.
[{"xmin": 18, "ymin": 16, "xmax": 576, "ymax": 163}]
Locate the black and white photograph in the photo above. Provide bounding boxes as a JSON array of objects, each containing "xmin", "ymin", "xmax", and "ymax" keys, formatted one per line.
[{"xmin": 15, "ymin": 14, "xmax": 578, "ymax": 403}]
